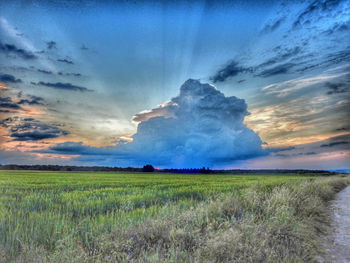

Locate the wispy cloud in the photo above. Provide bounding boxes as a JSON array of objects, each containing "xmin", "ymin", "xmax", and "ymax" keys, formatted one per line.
[
  {"xmin": 261, "ymin": 71, "xmax": 349, "ymax": 97},
  {"xmin": 32, "ymin": 81, "xmax": 92, "ymax": 92},
  {"xmin": 57, "ymin": 58, "xmax": 74, "ymax": 65},
  {"xmin": 210, "ymin": 61, "xmax": 252, "ymax": 83}
]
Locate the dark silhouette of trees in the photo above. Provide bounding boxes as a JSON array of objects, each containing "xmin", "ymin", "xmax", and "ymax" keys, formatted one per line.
[
  {"xmin": 0, "ymin": 164, "xmax": 338, "ymax": 175},
  {"xmin": 142, "ymin": 164, "xmax": 155, "ymax": 172}
]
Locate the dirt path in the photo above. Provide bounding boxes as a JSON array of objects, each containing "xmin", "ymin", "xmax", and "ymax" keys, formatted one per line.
[{"xmin": 328, "ymin": 186, "xmax": 350, "ymax": 263}]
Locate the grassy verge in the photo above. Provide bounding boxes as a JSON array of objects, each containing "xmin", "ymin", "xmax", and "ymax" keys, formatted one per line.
[{"xmin": 3, "ymin": 174, "xmax": 348, "ymax": 263}]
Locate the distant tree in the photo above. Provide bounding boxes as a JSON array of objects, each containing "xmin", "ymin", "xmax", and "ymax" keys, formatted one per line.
[{"xmin": 142, "ymin": 164, "xmax": 155, "ymax": 172}]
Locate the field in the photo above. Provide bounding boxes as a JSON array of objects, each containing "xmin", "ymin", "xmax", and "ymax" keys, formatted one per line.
[{"xmin": 0, "ymin": 170, "xmax": 349, "ymax": 262}]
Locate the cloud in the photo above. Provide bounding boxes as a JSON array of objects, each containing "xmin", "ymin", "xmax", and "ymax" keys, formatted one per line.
[
  {"xmin": 266, "ymin": 146, "xmax": 296, "ymax": 153},
  {"xmin": 261, "ymin": 18, "xmax": 285, "ymax": 34},
  {"xmin": 304, "ymin": 152, "xmax": 317, "ymax": 155},
  {"xmin": 296, "ymin": 50, "xmax": 350, "ymax": 73},
  {"xmin": 0, "ymin": 91, "xmax": 44, "ymax": 112},
  {"xmin": 45, "ymin": 79, "xmax": 266, "ymax": 167},
  {"xmin": 32, "ymin": 81, "xmax": 92, "ymax": 92},
  {"xmin": 257, "ymin": 63, "xmax": 295, "ymax": 78},
  {"xmin": 0, "ymin": 96, "xmax": 21, "ymax": 109},
  {"xmin": 325, "ymin": 81, "xmax": 350, "ymax": 95},
  {"xmin": 0, "ymin": 149, "xmax": 77, "ymax": 166},
  {"xmin": 45, "ymin": 142, "xmax": 115, "ymax": 156},
  {"xmin": 210, "ymin": 47, "xmax": 301, "ymax": 82},
  {"xmin": 326, "ymin": 50, "xmax": 350, "ymax": 65},
  {"xmin": 0, "ymin": 116, "xmax": 68, "ymax": 141},
  {"xmin": 18, "ymin": 95, "xmax": 44, "ymax": 105},
  {"xmin": 210, "ymin": 61, "xmax": 252, "ymax": 83},
  {"xmin": 0, "ymin": 73, "xmax": 22, "ymax": 83},
  {"xmin": 58, "ymin": 71, "xmax": 82, "ymax": 77},
  {"xmin": 80, "ymin": 44, "xmax": 88, "ymax": 50},
  {"xmin": 32, "ymin": 67, "xmax": 81, "ymax": 77},
  {"xmin": 210, "ymin": 0, "xmax": 349, "ymax": 83},
  {"xmin": 292, "ymin": 0, "xmax": 344, "ymax": 29},
  {"xmin": 336, "ymin": 127, "xmax": 349, "ymax": 131},
  {"xmin": 257, "ymin": 134, "xmax": 350, "ymax": 162},
  {"xmin": 261, "ymin": 71, "xmax": 348, "ymax": 97},
  {"xmin": 320, "ymin": 141, "xmax": 349, "ymax": 147},
  {"xmin": 132, "ymin": 101, "xmax": 177, "ymax": 122},
  {"xmin": 46, "ymin": 41, "xmax": 56, "ymax": 50},
  {"xmin": 257, "ymin": 47, "xmax": 301, "ymax": 68},
  {"xmin": 323, "ymin": 20, "xmax": 350, "ymax": 35},
  {"xmin": 37, "ymin": 69, "xmax": 53, "ymax": 75},
  {"xmin": 0, "ymin": 41, "xmax": 37, "ymax": 59},
  {"xmin": 57, "ymin": 58, "xmax": 74, "ymax": 64}
]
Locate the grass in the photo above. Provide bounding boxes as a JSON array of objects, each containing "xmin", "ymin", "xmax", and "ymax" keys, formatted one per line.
[{"xmin": 0, "ymin": 170, "xmax": 348, "ymax": 262}]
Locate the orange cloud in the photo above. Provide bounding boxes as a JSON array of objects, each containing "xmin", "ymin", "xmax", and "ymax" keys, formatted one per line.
[
  {"xmin": 0, "ymin": 83, "xmax": 7, "ymax": 89},
  {"xmin": 263, "ymin": 132, "xmax": 350, "ymax": 148},
  {"xmin": 34, "ymin": 153, "xmax": 80, "ymax": 160}
]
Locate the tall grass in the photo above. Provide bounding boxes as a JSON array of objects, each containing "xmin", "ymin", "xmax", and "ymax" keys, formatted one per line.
[{"xmin": 0, "ymin": 171, "xmax": 348, "ymax": 262}]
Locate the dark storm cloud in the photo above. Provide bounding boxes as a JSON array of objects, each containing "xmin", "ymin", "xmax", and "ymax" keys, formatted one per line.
[
  {"xmin": 0, "ymin": 41, "xmax": 37, "ymax": 59},
  {"xmin": 0, "ymin": 97, "xmax": 21, "ymax": 109},
  {"xmin": 42, "ymin": 142, "xmax": 114, "ymax": 156},
  {"xmin": 210, "ymin": 61, "xmax": 252, "ymax": 83},
  {"xmin": 57, "ymin": 58, "xmax": 74, "ymax": 64},
  {"xmin": 265, "ymin": 134, "xmax": 350, "ymax": 159},
  {"xmin": 257, "ymin": 63, "xmax": 295, "ymax": 78},
  {"xmin": 266, "ymin": 146, "xmax": 296, "ymax": 153},
  {"xmin": 275, "ymin": 151, "xmax": 318, "ymax": 158},
  {"xmin": 32, "ymin": 81, "xmax": 92, "ymax": 92},
  {"xmin": 58, "ymin": 72, "xmax": 82, "ymax": 77},
  {"xmin": 0, "ymin": 116, "xmax": 68, "ymax": 141},
  {"xmin": 31, "ymin": 67, "xmax": 81, "ymax": 77},
  {"xmin": 320, "ymin": 141, "xmax": 350, "ymax": 147},
  {"xmin": 325, "ymin": 81, "xmax": 350, "ymax": 95},
  {"xmin": 0, "ymin": 94, "xmax": 44, "ymax": 110},
  {"xmin": 0, "ymin": 73, "xmax": 22, "ymax": 83},
  {"xmin": 46, "ymin": 41, "xmax": 57, "ymax": 49},
  {"xmin": 37, "ymin": 69, "xmax": 53, "ymax": 75},
  {"xmin": 18, "ymin": 95, "xmax": 44, "ymax": 105},
  {"xmin": 304, "ymin": 152, "xmax": 317, "ymax": 155}
]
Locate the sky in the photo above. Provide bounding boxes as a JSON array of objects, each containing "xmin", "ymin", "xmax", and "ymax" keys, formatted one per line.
[{"xmin": 0, "ymin": 0, "xmax": 349, "ymax": 169}]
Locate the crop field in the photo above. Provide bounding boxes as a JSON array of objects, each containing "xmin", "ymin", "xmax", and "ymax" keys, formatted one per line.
[{"xmin": 0, "ymin": 170, "xmax": 348, "ymax": 262}]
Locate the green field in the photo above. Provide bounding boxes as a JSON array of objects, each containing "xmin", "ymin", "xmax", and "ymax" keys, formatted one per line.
[{"xmin": 0, "ymin": 170, "xmax": 348, "ymax": 262}]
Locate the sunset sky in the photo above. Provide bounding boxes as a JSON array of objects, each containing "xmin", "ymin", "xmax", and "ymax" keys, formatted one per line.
[{"xmin": 0, "ymin": 0, "xmax": 349, "ymax": 169}]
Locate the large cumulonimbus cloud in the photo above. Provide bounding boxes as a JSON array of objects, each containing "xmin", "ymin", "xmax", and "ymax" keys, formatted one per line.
[
  {"xmin": 46, "ymin": 79, "xmax": 266, "ymax": 168},
  {"xmin": 126, "ymin": 79, "xmax": 265, "ymax": 167}
]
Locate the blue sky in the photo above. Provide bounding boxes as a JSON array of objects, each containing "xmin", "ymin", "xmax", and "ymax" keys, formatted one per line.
[{"xmin": 0, "ymin": 0, "xmax": 349, "ymax": 169}]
